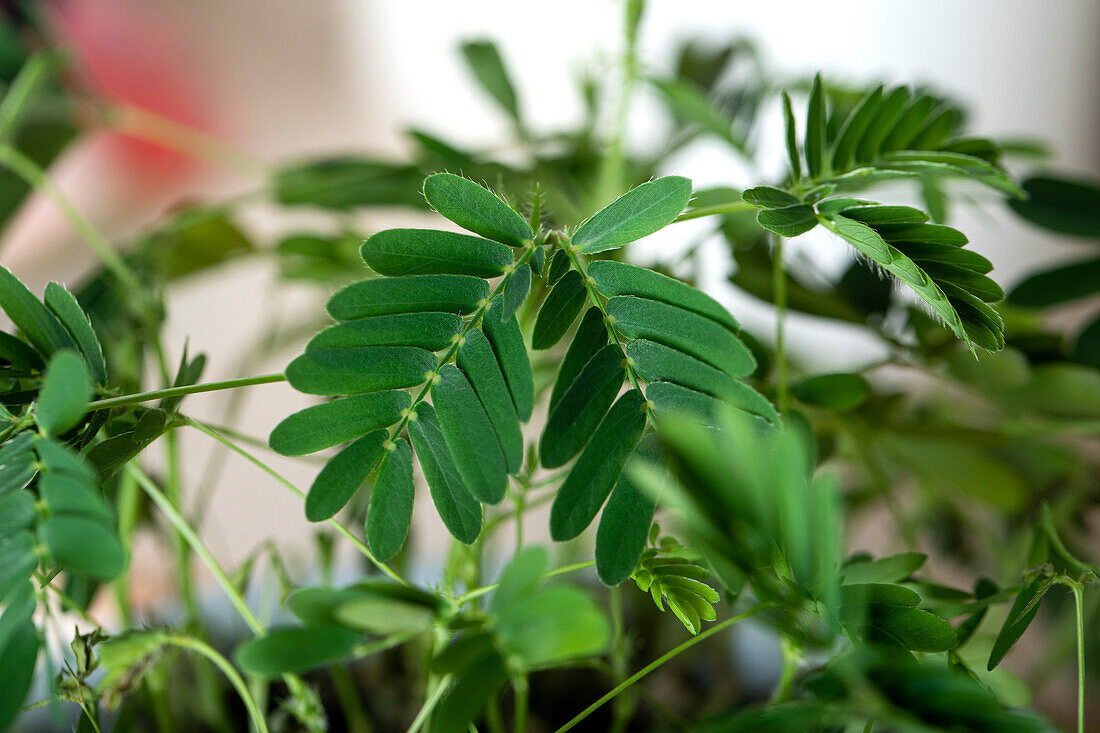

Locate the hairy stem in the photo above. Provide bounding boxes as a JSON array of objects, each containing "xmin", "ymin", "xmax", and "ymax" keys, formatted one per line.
[{"xmin": 88, "ymin": 374, "xmax": 287, "ymax": 412}]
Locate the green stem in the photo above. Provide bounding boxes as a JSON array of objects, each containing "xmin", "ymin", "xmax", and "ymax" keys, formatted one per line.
[
  {"xmin": 88, "ymin": 374, "xmax": 286, "ymax": 412},
  {"xmin": 183, "ymin": 416, "xmax": 407, "ymax": 585},
  {"xmin": 1072, "ymin": 581, "xmax": 1085, "ymax": 733},
  {"xmin": 771, "ymin": 635, "xmax": 799, "ymax": 703},
  {"xmin": 0, "ymin": 52, "xmax": 55, "ymax": 142},
  {"xmin": 772, "ymin": 235, "xmax": 789, "ymax": 413},
  {"xmin": 553, "ymin": 605, "xmax": 772, "ymax": 733},
  {"xmin": 674, "ymin": 200, "xmax": 755, "ymax": 222},
  {"xmin": 405, "ymin": 674, "xmax": 452, "ymax": 733},
  {"xmin": 609, "ymin": 585, "xmax": 632, "ymax": 733},
  {"xmin": 455, "ymin": 561, "xmax": 596, "ymax": 606},
  {"xmin": 161, "ymin": 634, "xmax": 270, "ymax": 733},
  {"xmin": 0, "ymin": 143, "xmax": 145, "ymax": 298},
  {"xmin": 595, "ymin": 0, "xmax": 644, "ymax": 207},
  {"xmin": 513, "ymin": 674, "xmax": 529, "ymax": 733}
]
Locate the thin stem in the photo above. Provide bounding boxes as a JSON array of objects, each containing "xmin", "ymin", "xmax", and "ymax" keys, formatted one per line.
[
  {"xmin": 553, "ymin": 604, "xmax": 772, "ymax": 733},
  {"xmin": 183, "ymin": 417, "xmax": 407, "ymax": 585},
  {"xmin": 405, "ymin": 674, "xmax": 452, "ymax": 733},
  {"xmin": 595, "ymin": 0, "xmax": 644, "ymax": 207},
  {"xmin": 1072, "ymin": 581, "xmax": 1085, "ymax": 733},
  {"xmin": 0, "ymin": 52, "xmax": 55, "ymax": 142},
  {"xmin": 88, "ymin": 373, "xmax": 286, "ymax": 412},
  {"xmin": 609, "ymin": 585, "xmax": 632, "ymax": 733},
  {"xmin": 513, "ymin": 674, "xmax": 529, "ymax": 733},
  {"xmin": 455, "ymin": 561, "xmax": 596, "ymax": 606},
  {"xmin": 772, "ymin": 235, "xmax": 789, "ymax": 413},
  {"xmin": 129, "ymin": 465, "xmax": 265, "ymax": 635},
  {"xmin": 673, "ymin": 200, "xmax": 755, "ymax": 223},
  {"xmin": 161, "ymin": 634, "xmax": 270, "ymax": 733},
  {"xmin": 0, "ymin": 144, "xmax": 145, "ymax": 297}
]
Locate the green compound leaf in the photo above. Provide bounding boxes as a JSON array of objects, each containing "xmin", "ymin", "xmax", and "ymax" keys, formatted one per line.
[
  {"xmin": 456, "ymin": 329, "xmax": 523, "ymax": 474},
  {"xmin": 43, "ymin": 282, "xmax": 106, "ymax": 385},
  {"xmin": 365, "ymin": 437, "xmax": 415, "ymax": 561},
  {"xmin": 632, "ymin": 546, "xmax": 720, "ymax": 635},
  {"xmin": 573, "ymin": 176, "xmax": 692, "ymax": 254},
  {"xmin": 596, "ymin": 470, "xmax": 658, "ymax": 586},
  {"xmin": 305, "ymin": 430, "xmax": 388, "ymax": 522},
  {"xmin": 500, "ymin": 262, "xmax": 531, "ymax": 321},
  {"xmin": 40, "ymin": 516, "xmax": 126, "ymax": 580},
  {"xmin": 549, "ymin": 307, "xmax": 609, "ymax": 413},
  {"xmin": 550, "ymin": 389, "xmax": 646, "ymax": 541},
  {"xmin": 483, "ymin": 297, "xmax": 534, "ymax": 421},
  {"xmin": 307, "ymin": 312, "xmax": 462, "ymax": 352},
  {"xmin": 286, "ymin": 346, "xmax": 435, "ymax": 396},
  {"xmin": 423, "ymin": 173, "xmax": 533, "ymax": 246},
  {"xmin": 532, "ymin": 269, "xmax": 586, "ymax": 350},
  {"xmin": 235, "ymin": 626, "xmax": 361, "ymax": 677},
  {"xmin": 607, "ymin": 296, "xmax": 755, "ymax": 377},
  {"xmin": 432, "ymin": 364, "xmax": 507, "ymax": 505},
  {"xmin": 408, "ymin": 404, "xmax": 483, "ymax": 544},
  {"xmin": 792, "ymin": 372, "xmax": 870, "ymax": 411},
  {"xmin": 587, "ymin": 260, "xmax": 740, "ymax": 332},
  {"xmin": 327, "ymin": 274, "xmax": 489, "ymax": 320},
  {"xmin": 540, "ymin": 345, "xmax": 625, "ymax": 468},
  {"xmin": 36, "ymin": 350, "xmax": 92, "ymax": 436},
  {"xmin": 0, "ymin": 263, "xmax": 73, "ymax": 357},
  {"xmin": 269, "ymin": 391, "xmax": 410, "ymax": 456},
  {"xmin": 360, "ymin": 229, "xmax": 512, "ymax": 278}
]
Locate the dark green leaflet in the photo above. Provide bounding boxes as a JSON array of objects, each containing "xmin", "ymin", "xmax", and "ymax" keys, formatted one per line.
[
  {"xmin": 839, "ymin": 583, "xmax": 922, "ymax": 608},
  {"xmin": 0, "ymin": 532, "xmax": 36, "ymax": 599},
  {"xmin": 428, "ymin": 651, "xmax": 509, "ymax": 733},
  {"xmin": 483, "ymin": 297, "xmax": 534, "ymax": 421},
  {"xmin": 499, "ymin": 262, "xmax": 531, "ymax": 321},
  {"xmin": 35, "ymin": 435, "xmax": 96, "ymax": 484},
  {"xmin": 235, "ymin": 626, "xmax": 362, "ymax": 677},
  {"xmin": 432, "ymin": 364, "xmax": 507, "ymax": 505},
  {"xmin": 546, "ymin": 249, "xmax": 570, "ymax": 285},
  {"xmin": 549, "ymin": 307, "xmax": 609, "ymax": 413},
  {"xmin": 460, "ymin": 39, "xmax": 521, "ymax": 124},
  {"xmin": 39, "ymin": 516, "xmax": 127, "ymax": 580},
  {"xmin": 269, "ymin": 391, "xmax": 409, "ymax": 456},
  {"xmin": 856, "ymin": 86, "xmax": 911, "ymax": 163},
  {"xmin": 757, "ymin": 204, "xmax": 817, "ymax": 237},
  {"xmin": 595, "ymin": 471, "xmax": 657, "ymax": 586},
  {"xmin": 1009, "ymin": 175, "xmax": 1100, "ymax": 238},
  {"xmin": 1008, "ymin": 256, "xmax": 1100, "ymax": 307},
  {"xmin": 782, "ymin": 91, "xmax": 801, "ymax": 179},
  {"xmin": 572, "ymin": 176, "xmax": 693, "ymax": 254},
  {"xmin": 831, "ymin": 85, "xmax": 883, "ymax": 171},
  {"xmin": 0, "ymin": 330, "xmax": 43, "ymax": 373},
  {"xmin": 456, "ymin": 330, "xmax": 523, "ymax": 474},
  {"xmin": 741, "ymin": 186, "xmax": 800, "ymax": 208},
  {"xmin": 304, "ymin": 430, "xmax": 388, "ymax": 521},
  {"xmin": 532, "ymin": 270, "xmax": 586, "ymax": 350},
  {"xmin": 36, "ymin": 350, "xmax": 92, "ymax": 437},
  {"xmin": 853, "ymin": 604, "xmax": 958, "ymax": 653},
  {"xmin": 828, "ymin": 215, "xmax": 893, "ymax": 263},
  {"xmin": 0, "ymin": 491, "xmax": 36, "ymax": 537},
  {"xmin": 43, "ymin": 282, "xmax": 106, "ymax": 385},
  {"xmin": 540, "ymin": 345, "xmax": 624, "ymax": 468},
  {"xmin": 881, "ymin": 94, "xmax": 939, "ymax": 151},
  {"xmin": 792, "ymin": 373, "xmax": 869, "ymax": 412},
  {"xmin": 0, "ymin": 264, "xmax": 73, "ymax": 357},
  {"xmin": 840, "ymin": 205, "xmax": 929, "ymax": 226},
  {"xmin": 0, "ymin": 619, "xmax": 38, "ymax": 731},
  {"xmin": 550, "ymin": 390, "xmax": 646, "ymax": 541},
  {"xmin": 40, "ymin": 473, "xmax": 112, "ymax": 522},
  {"xmin": 0, "ymin": 435, "xmax": 35, "ymax": 496},
  {"xmin": 805, "ymin": 74, "xmax": 826, "ymax": 178},
  {"xmin": 587, "ymin": 260, "xmax": 740, "ymax": 332},
  {"xmin": 840, "ymin": 552, "xmax": 926, "ymax": 584},
  {"xmin": 607, "ymin": 296, "xmax": 755, "ymax": 377},
  {"xmin": 646, "ymin": 381, "xmax": 722, "ymax": 422},
  {"xmin": 307, "ymin": 312, "xmax": 462, "ymax": 352},
  {"xmin": 408, "ymin": 404, "xmax": 482, "ymax": 544},
  {"xmin": 327, "ymin": 275, "xmax": 488, "ymax": 320},
  {"xmin": 360, "ymin": 229, "xmax": 512, "ymax": 278},
  {"xmin": 365, "ymin": 437, "xmax": 414, "ymax": 561},
  {"xmin": 423, "ymin": 173, "xmax": 533, "ymax": 246},
  {"xmin": 987, "ymin": 577, "xmax": 1050, "ymax": 671},
  {"xmin": 873, "ymin": 222, "xmax": 968, "ymax": 245},
  {"xmin": 286, "ymin": 346, "xmax": 435, "ymax": 395},
  {"xmin": 892, "ymin": 241, "xmax": 992, "ymax": 274},
  {"xmin": 919, "ymin": 263, "xmax": 1003, "ymax": 302}
]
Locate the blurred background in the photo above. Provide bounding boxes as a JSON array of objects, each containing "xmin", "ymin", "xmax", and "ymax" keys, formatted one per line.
[{"xmin": 4, "ymin": 0, "xmax": 1100, "ymax": 728}]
